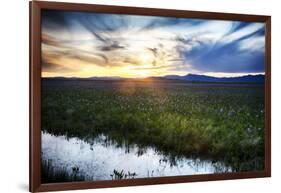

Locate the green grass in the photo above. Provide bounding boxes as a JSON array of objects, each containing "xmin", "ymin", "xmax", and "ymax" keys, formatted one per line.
[{"xmin": 42, "ymin": 79, "xmax": 265, "ymax": 172}]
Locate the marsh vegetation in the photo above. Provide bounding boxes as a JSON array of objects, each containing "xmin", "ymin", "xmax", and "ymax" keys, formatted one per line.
[
  {"xmin": 41, "ymin": 159, "xmax": 85, "ymax": 183},
  {"xmin": 41, "ymin": 79, "xmax": 264, "ymax": 183}
]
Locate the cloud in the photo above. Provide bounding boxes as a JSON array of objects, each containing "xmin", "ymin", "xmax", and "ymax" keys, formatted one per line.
[
  {"xmin": 175, "ymin": 35, "xmax": 208, "ymax": 48},
  {"xmin": 42, "ymin": 52, "xmax": 74, "ymax": 73},
  {"xmin": 146, "ymin": 43, "xmax": 169, "ymax": 66},
  {"xmin": 132, "ymin": 64, "xmax": 175, "ymax": 70},
  {"xmin": 73, "ymin": 13, "xmax": 131, "ymax": 57},
  {"xmin": 239, "ymin": 36, "xmax": 265, "ymax": 52},
  {"xmin": 42, "ymin": 32, "xmax": 109, "ymax": 68},
  {"xmin": 142, "ymin": 17, "xmax": 206, "ymax": 30},
  {"xmin": 220, "ymin": 23, "xmax": 264, "ymax": 44},
  {"xmin": 99, "ymin": 41, "xmax": 126, "ymax": 51},
  {"xmin": 224, "ymin": 22, "xmax": 252, "ymax": 36},
  {"xmin": 180, "ymin": 26, "xmax": 265, "ymax": 73},
  {"xmin": 41, "ymin": 34, "xmax": 61, "ymax": 47},
  {"xmin": 147, "ymin": 48, "xmax": 158, "ymax": 66},
  {"xmin": 123, "ymin": 57, "xmax": 143, "ymax": 66}
]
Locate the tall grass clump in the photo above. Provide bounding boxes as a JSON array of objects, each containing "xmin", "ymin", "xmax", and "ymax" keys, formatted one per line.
[{"xmin": 41, "ymin": 159, "xmax": 85, "ymax": 183}]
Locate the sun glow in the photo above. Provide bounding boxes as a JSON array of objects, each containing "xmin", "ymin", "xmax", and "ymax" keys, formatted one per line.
[{"xmin": 140, "ymin": 53, "xmax": 153, "ymax": 63}]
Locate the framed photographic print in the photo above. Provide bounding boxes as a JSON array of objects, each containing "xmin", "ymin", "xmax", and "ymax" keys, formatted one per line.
[{"xmin": 30, "ymin": 1, "xmax": 271, "ymax": 192}]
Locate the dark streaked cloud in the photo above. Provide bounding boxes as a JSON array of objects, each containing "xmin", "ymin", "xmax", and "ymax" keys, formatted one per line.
[
  {"xmin": 147, "ymin": 48, "xmax": 158, "ymax": 66},
  {"xmin": 75, "ymin": 13, "xmax": 130, "ymax": 54},
  {"xmin": 99, "ymin": 41, "xmax": 126, "ymax": 51},
  {"xmin": 123, "ymin": 57, "xmax": 143, "ymax": 66},
  {"xmin": 146, "ymin": 43, "xmax": 168, "ymax": 66}
]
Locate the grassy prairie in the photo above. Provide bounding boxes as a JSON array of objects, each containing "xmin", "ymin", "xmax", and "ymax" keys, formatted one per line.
[{"xmin": 42, "ymin": 79, "xmax": 265, "ymax": 172}]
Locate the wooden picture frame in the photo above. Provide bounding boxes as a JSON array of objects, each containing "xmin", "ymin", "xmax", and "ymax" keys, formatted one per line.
[{"xmin": 30, "ymin": 1, "xmax": 271, "ymax": 192}]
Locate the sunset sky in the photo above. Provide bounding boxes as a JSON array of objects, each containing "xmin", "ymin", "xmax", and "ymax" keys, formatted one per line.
[{"xmin": 41, "ymin": 10, "xmax": 265, "ymax": 78}]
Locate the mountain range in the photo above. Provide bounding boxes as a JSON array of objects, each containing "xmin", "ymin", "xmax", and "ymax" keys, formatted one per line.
[
  {"xmin": 44, "ymin": 74, "xmax": 265, "ymax": 83},
  {"xmin": 163, "ymin": 74, "xmax": 264, "ymax": 83}
]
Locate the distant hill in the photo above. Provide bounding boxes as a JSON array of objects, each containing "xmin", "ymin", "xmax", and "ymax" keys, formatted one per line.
[
  {"xmin": 88, "ymin": 76, "xmax": 124, "ymax": 80},
  {"xmin": 43, "ymin": 76, "xmax": 125, "ymax": 81},
  {"xmin": 44, "ymin": 74, "xmax": 265, "ymax": 83},
  {"xmin": 164, "ymin": 74, "xmax": 265, "ymax": 83}
]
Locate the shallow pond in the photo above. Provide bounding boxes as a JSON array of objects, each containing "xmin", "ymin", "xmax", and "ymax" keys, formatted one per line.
[{"xmin": 42, "ymin": 131, "xmax": 231, "ymax": 181}]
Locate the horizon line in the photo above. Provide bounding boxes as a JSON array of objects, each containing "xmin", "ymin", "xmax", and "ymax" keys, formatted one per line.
[{"xmin": 42, "ymin": 72, "xmax": 265, "ymax": 79}]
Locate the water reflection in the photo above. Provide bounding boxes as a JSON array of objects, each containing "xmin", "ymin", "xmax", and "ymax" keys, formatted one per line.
[{"xmin": 42, "ymin": 131, "xmax": 231, "ymax": 181}]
